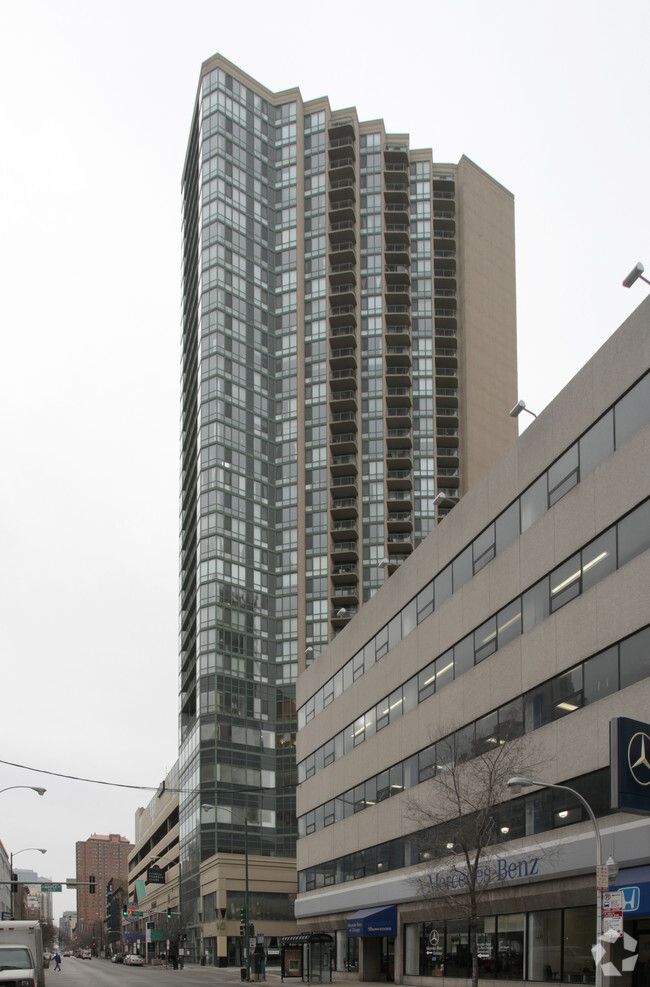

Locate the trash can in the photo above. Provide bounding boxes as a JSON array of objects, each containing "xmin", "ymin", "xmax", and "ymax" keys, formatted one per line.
[{"xmin": 241, "ymin": 967, "xmax": 247, "ymax": 980}]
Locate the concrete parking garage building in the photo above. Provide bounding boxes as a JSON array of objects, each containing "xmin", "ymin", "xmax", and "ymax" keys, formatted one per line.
[{"xmin": 295, "ymin": 298, "xmax": 650, "ymax": 984}]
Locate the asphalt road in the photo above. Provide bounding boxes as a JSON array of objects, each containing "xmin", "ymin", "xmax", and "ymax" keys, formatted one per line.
[{"xmin": 45, "ymin": 958, "xmax": 286, "ymax": 987}]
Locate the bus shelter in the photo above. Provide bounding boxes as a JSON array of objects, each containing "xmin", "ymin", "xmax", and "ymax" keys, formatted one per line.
[{"xmin": 281, "ymin": 933, "xmax": 333, "ymax": 984}]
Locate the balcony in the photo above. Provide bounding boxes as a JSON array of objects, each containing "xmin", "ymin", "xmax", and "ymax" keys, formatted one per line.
[
  {"xmin": 330, "ymin": 345, "xmax": 357, "ymax": 370},
  {"xmin": 330, "ymin": 540, "xmax": 359, "ymax": 562},
  {"xmin": 329, "ymin": 198, "xmax": 355, "ymax": 221},
  {"xmin": 387, "ymin": 532, "xmax": 413, "ymax": 550},
  {"xmin": 384, "ymin": 202, "xmax": 409, "ymax": 224},
  {"xmin": 329, "ymin": 241, "xmax": 356, "ymax": 262},
  {"xmin": 386, "ymin": 427, "xmax": 412, "ymax": 448},
  {"xmin": 329, "ymin": 262, "xmax": 356, "ymax": 286},
  {"xmin": 329, "ymin": 410, "xmax": 357, "ymax": 428},
  {"xmin": 385, "ymin": 283, "xmax": 411, "ymax": 303},
  {"xmin": 384, "ymin": 324, "xmax": 411, "ymax": 345},
  {"xmin": 329, "ymin": 392, "xmax": 357, "ymax": 416},
  {"xmin": 437, "ymin": 467, "xmax": 459, "ymax": 488},
  {"xmin": 330, "ymin": 304, "xmax": 357, "ymax": 328},
  {"xmin": 331, "ymin": 563, "xmax": 358, "ymax": 583},
  {"xmin": 384, "ymin": 182, "xmax": 410, "ymax": 204},
  {"xmin": 331, "ymin": 474, "xmax": 358, "ymax": 497},
  {"xmin": 385, "ymin": 305, "xmax": 411, "ymax": 328},
  {"xmin": 385, "ymin": 223, "xmax": 410, "ymax": 246},
  {"xmin": 385, "ymin": 363, "xmax": 411, "ymax": 387},
  {"xmin": 384, "ymin": 241, "xmax": 410, "ymax": 265},
  {"xmin": 330, "ymin": 323, "xmax": 357, "ymax": 344},
  {"xmin": 387, "ymin": 489, "xmax": 413, "ymax": 510},
  {"xmin": 329, "ymin": 117, "xmax": 355, "ymax": 138},
  {"xmin": 328, "ymin": 157, "xmax": 355, "ymax": 180},
  {"xmin": 387, "ymin": 468, "xmax": 412, "ymax": 490},
  {"xmin": 385, "ymin": 263, "xmax": 411, "ymax": 285},
  {"xmin": 329, "ymin": 219, "xmax": 356, "ymax": 245},
  {"xmin": 386, "ymin": 448, "xmax": 412, "ymax": 468},
  {"xmin": 330, "ymin": 282, "xmax": 356, "ymax": 306},
  {"xmin": 436, "ymin": 406, "xmax": 459, "ymax": 425},
  {"xmin": 386, "ymin": 345, "xmax": 411, "ymax": 366},
  {"xmin": 331, "ymin": 519, "xmax": 358, "ymax": 539},
  {"xmin": 435, "ymin": 347, "xmax": 458, "ymax": 367},
  {"xmin": 330, "ymin": 496, "xmax": 358, "ymax": 520},
  {"xmin": 331, "ymin": 605, "xmax": 356, "ymax": 627},
  {"xmin": 330, "ymin": 367, "xmax": 357, "ymax": 389},
  {"xmin": 385, "ymin": 405, "xmax": 412, "ymax": 427},
  {"xmin": 436, "ymin": 387, "xmax": 458, "ymax": 405},
  {"xmin": 387, "ymin": 510, "xmax": 413, "ymax": 532},
  {"xmin": 328, "ymin": 177, "xmax": 355, "ymax": 200},
  {"xmin": 330, "ymin": 454, "xmax": 358, "ymax": 476},
  {"xmin": 384, "ymin": 161, "xmax": 409, "ymax": 180},
  {"xmin": 329, "ymin": 430, "xmax": 357, "ymax": 454},
  {"xmin": 331, "ymin": 582, "xmax": 360, "ymax": 604},
  {"xmin": 329, "ymin": 136, "xmax": 356, "ymax": 155}
]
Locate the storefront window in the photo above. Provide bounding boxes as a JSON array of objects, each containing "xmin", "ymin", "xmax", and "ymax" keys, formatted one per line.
[
  {"xmin": 528, "ymin": 909, "xmax": 561, "ymax": 981},
  {"xmin": 446, "ymin": 919, "xmax": 470, "ymax": 978},
  {"xmin": 496, "ymin": 914, "xmax": 524, "ymax": 981},
  {"xmin": 476, "ymin": 917, "xmax": 497, "ymax": 979},
  {"xmin": 562, "ymin": 907, "xmax": 595, "ymax": 983}
]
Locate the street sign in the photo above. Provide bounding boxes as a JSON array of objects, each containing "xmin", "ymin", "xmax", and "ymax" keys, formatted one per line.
[
  {"xmin": 146, "ymin": 865, "xmax": 165, "ymax": 885},
  {"xmin": 597, "ymin": 865, "xmax": 610, "ymax": 891},
  {"xmin": 603, "ymin": 891, "xmax": 624, "ymax": 911},
  {"xmin": 41, "ymin": 884, "xmax": 62, "ymax": 892},
  {"xmin": 602, "ymin": 912, "xmax": 623, "ymax": 938}
]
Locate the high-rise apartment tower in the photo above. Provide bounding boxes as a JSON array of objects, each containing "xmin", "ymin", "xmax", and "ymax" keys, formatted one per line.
[{"xmin": 178, "ymin": 54, "xmax": 517, "ymax": 959}]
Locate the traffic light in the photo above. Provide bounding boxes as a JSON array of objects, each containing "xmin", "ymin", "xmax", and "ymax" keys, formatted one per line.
[
  {"xmin": 89, "ymin": 875, "xmax": 96, "ymax": 894},
  {"xmin": 167, "ymin": 909, "xmax": 172, "ymax": 919},
  {"xmin": 239, "ymin": 924, "xmax": 246, "ymax": 936},
  {"xmin": 123, "ymin": 906, "xmax": 127, "ymax": 918},
  {"xmin": 240, "ymin": 907, "xmax": 247, "ymax": 922}
]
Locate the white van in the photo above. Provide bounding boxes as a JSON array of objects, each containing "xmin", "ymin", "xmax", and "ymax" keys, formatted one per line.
[{"xmin": 0, "ymin": 921, "xmax": 45, "ymax": 987}]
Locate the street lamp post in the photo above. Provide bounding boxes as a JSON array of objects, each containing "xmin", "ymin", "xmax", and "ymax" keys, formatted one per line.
[
  {"xmin": 9, "ymin": 848, "xmax": 47, "ymax": 919},
  {"xmin": 150, "ymin": 854, "xmax": 182, "ymax": 966},
  {"xmin": 507, "ymin": 777, "xmax": 617, "ymax": 987}
]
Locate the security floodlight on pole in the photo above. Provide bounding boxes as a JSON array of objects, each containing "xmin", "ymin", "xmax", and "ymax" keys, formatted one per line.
[
  {"xmin": 509, "ymin": 399, "xmax": 538, "ymax": 420},
  {"xmin": 622, "ymin": 262, "xmax": 650, "ymax": 289},
  {"xmin": 9, "ymin": 847, "xmax": 46, "ymax": 919},
  {"xmin": 507, "ymin": 777, "xmax": 618, "ymax": 987},
  {"xmin": 0, "ymin": 786, "xmax": 46, "ymax": 797}
]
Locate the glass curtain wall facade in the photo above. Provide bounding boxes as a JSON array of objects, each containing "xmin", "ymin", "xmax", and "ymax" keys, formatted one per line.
[{"xmin": 178, "ymin": 54, "xmax": 517, "ymax": 958}]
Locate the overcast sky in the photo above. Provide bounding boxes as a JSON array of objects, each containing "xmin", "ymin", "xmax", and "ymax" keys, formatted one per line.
[{"xmin": 1, "ymin": 0, "xmax": 648, "ymax": 923}]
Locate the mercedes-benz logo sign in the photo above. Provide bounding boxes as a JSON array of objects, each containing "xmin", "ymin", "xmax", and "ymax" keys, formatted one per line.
[
  {"xmin": 429, "ymin": 930, "xmax": 440, "ymax": 947},
  {"xmin": 628, "ymin": 732, "xmax": 650, "ymax": 786}
]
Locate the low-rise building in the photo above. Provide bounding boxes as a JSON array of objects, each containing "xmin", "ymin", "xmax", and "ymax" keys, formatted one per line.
[{"xmin": 295, "ymin": 297, "xmax": 650, "ymax": 984}]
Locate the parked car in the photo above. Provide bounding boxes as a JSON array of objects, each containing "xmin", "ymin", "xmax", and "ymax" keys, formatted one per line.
[
  {"xmin": 124, "ymin": 953, "xmax": 144, "ymax": 966},
  {"xmin": 42, "ymin": 951, "xmax": 51, "ymax": 968},
  {"xmin": 111, "ymin": 953, "xmax": 124, "ymax": 963}
]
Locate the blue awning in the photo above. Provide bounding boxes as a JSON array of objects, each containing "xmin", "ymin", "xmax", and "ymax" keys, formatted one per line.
[
  {"xmin": 346, "ymin": 905, "xmax": 397, "ymax": 937},
  {"xmin": 610, "ymin": 866, "xmax": 650, "ymax": 917}
]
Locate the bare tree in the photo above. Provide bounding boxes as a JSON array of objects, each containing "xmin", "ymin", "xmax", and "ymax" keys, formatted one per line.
[{"xmin": 408, "ymin": 727, "xmax": 541, "ymax": 987}]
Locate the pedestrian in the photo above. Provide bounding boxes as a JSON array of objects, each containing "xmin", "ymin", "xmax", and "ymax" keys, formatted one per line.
[{"xmin": 54, "ymin": 951, "xmax": 62, "ymax": 971}]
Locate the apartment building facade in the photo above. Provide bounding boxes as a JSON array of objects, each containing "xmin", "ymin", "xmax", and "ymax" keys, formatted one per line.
[{"xmin": 177, "ymin": 53, "xmax": 518, "ymax": 962}]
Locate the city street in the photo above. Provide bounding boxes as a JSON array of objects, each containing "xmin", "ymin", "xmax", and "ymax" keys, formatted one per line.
[{"xmin": 45, "ymin": 959, "xmax": 286, "ymax": 987}]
